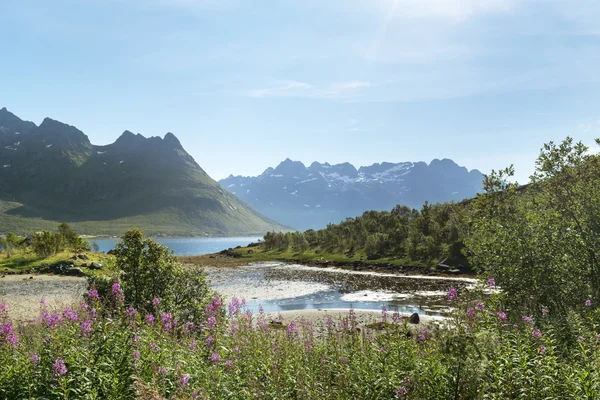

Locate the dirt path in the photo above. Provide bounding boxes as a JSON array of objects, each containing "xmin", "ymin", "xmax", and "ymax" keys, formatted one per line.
[{"xmin": 0, "ymin": 275, "xmax": 87, "ymax": 322}]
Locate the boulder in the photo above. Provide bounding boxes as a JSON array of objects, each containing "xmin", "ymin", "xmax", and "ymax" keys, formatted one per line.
[
  {"xmin": 409, "ymin": 313, "xmax": 420, "ymax": 324},
  {"xmin": 247, "ymin": 250, "xmax": 254, "ymax": 254},
  {"xmin": 65, "ymin": 267, "xmax": 86, "ymax": 276},
  {"xmin": 89, "ymin": 262, "xmax": 102, "ymax": 270},
  {"xmin": 77, "ymin": 254, "xmax": 89, "ymax": 260}
]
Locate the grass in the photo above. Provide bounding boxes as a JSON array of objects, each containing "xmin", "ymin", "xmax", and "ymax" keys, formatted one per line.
[
  {"xmin": 182, "ymin": 245, "xmax": 433, "ymax": 271},
  {"xmin": 0, "ymin": 249, "xmax": 114, "ymax": 275},
  {"xmin": 0, "ymin": 199, "xmax": 285, "ymax": 238}
]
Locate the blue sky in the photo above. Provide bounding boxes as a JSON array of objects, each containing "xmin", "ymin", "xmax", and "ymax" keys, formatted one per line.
[{"xmin": 1, "ymin": 0, "xmax": 600, "ymax": 183}]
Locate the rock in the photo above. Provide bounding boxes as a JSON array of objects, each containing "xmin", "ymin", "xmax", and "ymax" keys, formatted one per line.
[
  {"xmin": 107, "ymin": 249, "xmax": 116, "ymax": 255},
  {"xmin": 89, "ymin": 262, "xmax": 102, "ymax": 270},
  {"xmin": 72, "ymin": 255, "xmax": 79, "ymax": 260},
  {"xmin": 65, "ymin": 267, "xmax": 85, "ymax": 276},
  {"xmin": 437, "ymin": 263, "xmax": 451, "ymax": 272},
  {"xmin": 77, "ymin": 254, "xmax": 89, "ymax": 260},
  {"xmin": 247, "ymin": 250, "xmax": 254, "ymax": 254},
  {"xmin": 409, "ymin": 313, "xmax": 420, "ymax": 324},
  {"xmin": 429, "ymin": 267, "xmax": 436, "ymax": 274},
  {"xmin": 29, "ymin": 276, "xmax": 33, "ymax": 280},
  {"xmin": 448, "ymin": 269, "xmax": 461, "ymax": 274}
]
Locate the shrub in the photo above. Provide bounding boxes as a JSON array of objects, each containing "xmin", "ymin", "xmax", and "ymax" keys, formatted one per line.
[{"xmin": 90, "ymin": 228, "xmax": 213, "ymax": 322}]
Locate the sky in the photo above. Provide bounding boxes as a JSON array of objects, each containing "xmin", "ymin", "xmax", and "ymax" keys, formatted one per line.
[{"xmin": 1, "ymin": 0, "xmax": 600, "ymax": 184}]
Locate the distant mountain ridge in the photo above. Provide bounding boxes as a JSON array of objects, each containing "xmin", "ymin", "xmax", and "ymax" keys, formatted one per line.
[
  {"xmin": 219, "ymin": 158, "xmax": 484, "ymax": 230},
  {"xmin": 0, "ymin": 107, "xmax": 285, "ymax": 236}
]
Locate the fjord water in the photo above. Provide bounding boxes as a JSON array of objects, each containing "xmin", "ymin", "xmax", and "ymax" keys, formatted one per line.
[{"xmin": 92, "ymin": 236, "xmax": 262, "ymax": 256}]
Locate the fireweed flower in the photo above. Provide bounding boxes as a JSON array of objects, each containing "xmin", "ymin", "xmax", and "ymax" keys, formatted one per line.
[
  {"xmin": 487, "ymin": 277, "xmax": 495, "ymax": 287},
  {"xmin": 498, "ymin": 312, "xmax": 507, "ymax": 321},
  {"xmin": 126, "ymin": 307, "xmax": 136, "ymax": 318},
  {"xmin": 210, "ymin": 353, "xmax": 221, "ymax": 363},
  {"xmin": 287, "ymin": 322, "xmax": 297, "ymax": 335},
  {"xmin": 40, "ymin": 297, "xmax": 46, "ymax": 306},
  {"xmin": 1, "ymin": 323, "xmax": 19, "ymax": 347},
  {"xmin": 586, "ymin": 300, "xmax": 592, "ymax": 307},
  {"xmin": 149, "ymin": 342, "xmax": 158, "ymax": 352},
  {"xmin": 88, "ymin": 289, "xmax": 99, "ymax": 301},
  {"xmin": 152, "ymin": 297, "xmax": 160, "ymax": 307},
  {"xmin": 540, "ymin": 345, "xmax": 546, "ymax": 355},
  {"xmin": 392, "ymin": 311, "xmax": 401, "ymax": 323},
  {"xmin": 225, "ymin": 360, "xmax": 233, "ymax": 368},
  {"xmin": 111, "ymin": 282, "xmax": 124, "ymax": 302},
  {"xmin": 189, "ymin": 341, "xmax": 198, "ymax": 350},
  {"xmin": 30, "ymin": 354, "xmax": 39, "ymax": 364},
  {"xmin": 532, "ymin": 328, "xmax": 542, "ymax": 338},
  {"xmin": 477, "ymin": 300, "xmax": 485, "ymax": 311},
  {"xmin": 522, "ymin": 316, "xmax": 533, "ymax": 325},
  {"xmin": 467, "ymin": 307, "xmax": 476, "ymax": 318},
  {"xmin": 52, "ymin": 359, "xmax": 67, "ymax": 376},
  {"xmin": 206, "ymin": 335, "xmax": 214, "ymax": 344},
  {"xmin": 180, "ymin": 375, "xmax": 190, "ymax": 388},
  {"xmin": 62, "ymin": 308, "xmax": 79, "ymax": 322},
  {"xmin": 158, "ymin": 366, "xmax": 168, "ymax": 376},
  {"xmin": 326, "ymin": 317, "xmax": 334, "ymax": 328},
  {"xmin": 418, "ymin": 328, "xmax": 428, "ymax": 342},
  {"xmin": 207, "ymin": 316, "xmax": 217, "ymax": 328},
  {"xmin": 340, "ymin": 356, "xmax": 348, "ymax": 363},
  {"xmin": 542, "ymin": 307, "xmax": 549, "ymax": 317},
  {"xmin": 81, "ymin": 320, "xmax": 92, "ymax": 336},
  {"xmin": 447, "ymin": 287, "xmax": 458, "ymax": 301},
  {"xmin": 381, "ymin": 305, "xmax": 388, "ymax": 323},
  {"xmin": 0, "ymin": 303, "xmax": 8, "ymax": 314},
  {"xmin": 132, "ymin": 351, "xmax": 141, "ymax": 359},
  {"xmin": 145, "ymin": 314, "xmax": 155, "ymax": 325},
  {"xmin": 398, "ymin": 387, "xmax": 408, "ymax": 396}
]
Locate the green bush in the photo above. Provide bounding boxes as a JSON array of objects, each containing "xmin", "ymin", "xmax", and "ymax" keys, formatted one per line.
[{"xmin": 90, "ymin": 228, "xmax": 213, "ymax": 322}]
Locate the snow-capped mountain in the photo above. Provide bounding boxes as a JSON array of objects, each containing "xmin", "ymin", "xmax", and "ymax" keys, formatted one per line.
[{"xmin": 219, "ymin": 158, "xmax": 484, "ymax": 230}]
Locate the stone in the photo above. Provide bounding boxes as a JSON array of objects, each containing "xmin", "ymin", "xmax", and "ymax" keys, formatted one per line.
[
  {"xmin": 89, "ymin": 262, "xmax": 102, "ymax": 270},
  {"xmin": 65, "ymin": 267, "xmax": 86, "ymax": 277},
  {"xmin": 409, "ymin": 313, "xmax": 420, "ymax": 324}
]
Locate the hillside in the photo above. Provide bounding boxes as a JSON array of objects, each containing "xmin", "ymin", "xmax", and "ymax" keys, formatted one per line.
[
  {"xmin": 0, "ymin": 107, "xmax": 285, "ymax": 236},
  {"xmin": 220, "ymin": 158, "xmax": 483, "ymax": 230}
]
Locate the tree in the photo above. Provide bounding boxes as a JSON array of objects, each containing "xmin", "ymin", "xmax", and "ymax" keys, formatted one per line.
[
  {"xmin": 0, "ymin": 233, "xmax": 19, "ymax": 259},
  {"xmin": 32, "ymin": 231, "xmax": 59, "ymax": 258},
  {"xmin": 110, "ymin": 229, "xmax": 213, "ymax": 321},
  {"xmin": 464, "ymin": 137, "xmax": 600, "ymax": 316}
]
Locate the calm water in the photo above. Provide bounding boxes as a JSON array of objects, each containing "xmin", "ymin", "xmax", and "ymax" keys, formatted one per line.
[
  {"xmin": 91, "ymin": 236, "xmax": 261, "ymax": 256},
  {"xmin": 207, "ymin": 263, "xmax": 477, "ymax": 316}
]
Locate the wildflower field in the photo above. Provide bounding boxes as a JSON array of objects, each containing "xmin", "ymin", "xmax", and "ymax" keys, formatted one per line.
[{"xmin": 1, "ymin": 278, "xmax": 600, "ymax": 399}]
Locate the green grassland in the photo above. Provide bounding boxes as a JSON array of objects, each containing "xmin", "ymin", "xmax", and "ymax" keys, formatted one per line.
[
  {"xmin": 0, "ymin": 248, "xmax": 114, "ymax": 275},
  {"xmin": 182, "ymin": 244, "xmax": 433, "ymax": 270},
  {"xmin": 0, "ymin": 200, "xmax": 283, "ymax": 237}
]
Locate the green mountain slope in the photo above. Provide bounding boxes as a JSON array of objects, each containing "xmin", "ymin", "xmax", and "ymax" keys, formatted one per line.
[{"xmin": 0, "ymin": 107, "xmax": 285, "ymax": 236}]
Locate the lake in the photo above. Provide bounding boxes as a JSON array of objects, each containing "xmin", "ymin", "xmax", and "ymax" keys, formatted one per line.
[{"xmin": 91, "ymin": 236, "xmax": 262, "ymax": 256}]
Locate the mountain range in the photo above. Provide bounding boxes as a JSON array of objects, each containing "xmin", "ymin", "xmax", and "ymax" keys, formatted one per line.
[
  {"xmin": 219, "ymin": 158, "xmax": 484, "ymax": 230},
  {"xmin": 0, "ymin": 107, "xmax": 284, "ymax": 236}
]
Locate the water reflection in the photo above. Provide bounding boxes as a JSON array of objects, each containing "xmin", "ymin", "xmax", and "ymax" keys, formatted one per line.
[{"xmin": 206, "ymin": 263, "xmax": 477, "ymax": 316}]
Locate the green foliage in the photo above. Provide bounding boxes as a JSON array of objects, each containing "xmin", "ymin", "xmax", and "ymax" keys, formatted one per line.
[
  {"xmin": 263, "ymin": 202, "xmax": 465, "ymax": 266},
  {"xmin": 30, "ymin": 223, "xmax": 90, "ymax": 259},
  {"xmin": 32, "ymin": 230, "xmax": 60, "ymax": 258},
  {"xmin": 0, "ymin": 232, "xmax": 19, "ymax": 259},
  {"xmin": 465, "ymin": 137, "xmax": 600, "ymax": 317},
  {"xmin": 97, "ymin": 228, "xmax": 213, "ymax": 322},
  {"xmin": 2, "ymin": 286, "xmax": 600, "ymax": 398}
]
